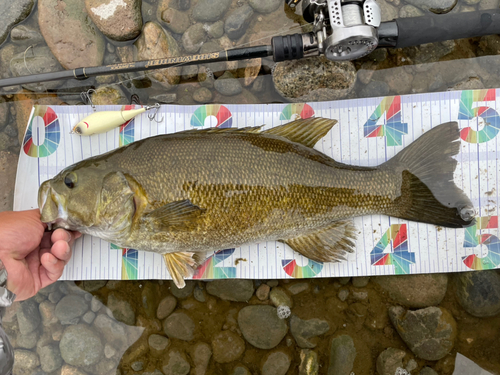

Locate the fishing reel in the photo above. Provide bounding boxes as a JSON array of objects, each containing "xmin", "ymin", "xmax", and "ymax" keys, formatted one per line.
[{"xmin": 273, "ymin": 0, "xmax": 382, "ymax": 62}]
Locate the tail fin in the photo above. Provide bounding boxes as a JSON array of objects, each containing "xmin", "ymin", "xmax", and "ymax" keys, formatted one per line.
[{"xmin": 382, "ymin": 122, "xmax": 475, "ymax": 228}]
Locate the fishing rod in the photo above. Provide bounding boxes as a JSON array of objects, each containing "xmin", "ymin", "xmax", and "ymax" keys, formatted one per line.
[{"xmin": 1, "ymin": 0, "xmax": 500, "ymax": 89}]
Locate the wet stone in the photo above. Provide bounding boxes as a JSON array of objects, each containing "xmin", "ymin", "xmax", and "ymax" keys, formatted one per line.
[
  {"xmin": 389, "ymin": 306, "xmax": 456, "ymax": 361},
  {"xmin": 352, "ymin": 277, "xmax": 370, "ymax": 288},
  {"xmin": 420, "ymin": 367, "xmax": 439, "ymax": 375},
  {"xmin": 92, "ymin": 358, "xmax": 118, "ymax": 375},
  {"xmin": 287, "ymin": 282, "xmax": 310, "ymax": 295},
  {"xmin": 194, "ymin": 284, "xmax": 207, "ymax": 302},
  {"xmin": 107, "ymin": 294, "xmax": 135, "ymax": 325},
  {"xmin": 399, "ymin": 4, "xmax": 425, "ymax": 17},
  {"xmin": 0, "ymin": 0, "xmax": 34, "ymax": 45},
  {"xmin": 206, "ymin": 279, "xmax": 254, "ymax": 302},
  {"xmin": 39, "ymin": 344, "xmax": 63, "ymax": 373},
  {"xmin": 299, "ymin": 349, "xmax": 319, "ymax": 375},
  {"xmin": 157, "ymin": 295, "xmax": 177, "ymax": 319},
  {"xmin": 270, "ymin": 287, "xmax": 293, "ymax": 308},
  {"xmin": 373, "ymin": 274, "xmax": 448, "ymax": 308},
  {"xmin": 59, "ymin": 324, "xmax": 103, "ymax": 367},
  {"xmin": 91, "ymin": 296, "xmax": 103, "ymax": 313},
  {"xmin": 181, "ymin": 65, "xmax": 199, "ymax": 81},
  {"xmin": 16, "ymin": 329, "xmax": 39, "ymax": 349},
  {"xmin": 60, "ymin": 365, "xmax": 88, "ymax": 375},
  {"xmin": 231, "ymin": 365, "xmax": 251, "ymax": 375},
  {"xmin": 162, "ymin": 349, "xmax": 191, "ymax": 375},
  {"xmin": 328, "ymin": 335, "xmax": 356, "ymax": 375},
  {"xmin": 131, "ymin": 361, "xmax": 144, "ymax": 371},
  {"xmin": 39, "ymin": 300, "xmax": 58, "ymax": 326},
  {"xmin": 212, "ymin": 330, "xmax": 245, "ymax": 363},
  {"xmin": 149, "ymin": 334, "xmax": 170, "ymax": 352},
  {"xmin": 104, "ymin": 344, "xmax": 116, "ymax": 359},
  {"xmin": 290, "ymin": 315, "xmax": 330, "ymax": 349},
  {"xmin": 169, "ymin": 280, "xmax": 195, "ymax": 299},
  {"xmin": 93, "ymin": 314, "xmax": 128, "ymax": 350},
  {"xmin": 0, "ymin": 151, "xmax": 17, "ymax": 211},
  {"xmin": 256, "ymin": 284, "xmax": 270, "ymax": 300},
  {"xmin": 191, "ymin": 341, "xmax": 212, "ymax": 375},
  {"xmin": 193, "ymin": 87, "xmax": 213, "ymax": 103},
  {"xmin": 249, "ymin": 0, "xmax": 282, "ymax": 13},
  {"xmin": 160, "ymin": 8, "xmax": 191, "ymax": 34},
  {"xmin": 17, "ymin": 298, "xmax": 41, "ymax": 335},
  {"xmin": 142, "ymin": 283, "xmax": 159, "ymax": 318},
  {"xmin": 151, "ymin": 93, "xmax": 178, "ymax": 104},
  {"xmin": 238, "ymin": 305, "xmax": 288, "ymax": 349},
  {"xmin": 406, "ymin": 0, "xmax": 457, "ymax": 12},
  {"xmin": 359, "ymin": 80, "xmax": 391, "ymax": 98},
  {"xmin": 338, "ymin": 289, "xmax": 349, "ymax": 302},
  {"xmin": 0, "ymin": 133, "xmax": 15, "ymax": 152},
  {"xmin": 181, "ymin": 23, "xmax": 207, "ymax": 53},
  {"xmin": 455, "ymin": 270, "xmax": 500, "ymax": 317},
  {"xmin": 376, "ymin": 347, "xmax": 406, "ymax": 375},
  {"xmin": 13, "ymin": 349, "xmax": 40, "ymax": 374},
  {"xmin": 48, "ymin": 290, "xmax": 64, "ymax": 304},
  {"xmin": 225, "ymin": 4, "xmax": 254, "ymax": 40},
  {"xmin": 10, "ymin": 24, "xmax": 44, "ymax": 45},
  {"xmin": 207, "ymin": 20, "xmax": 224, "ymax": 38},
  {"xmin": 192, "ymin": 0, "xmax": 232, "ymax": 22},
  {"xmin": 55, "ymin": 295, "xmax": 89, "ymax": 325},
  {"xmin": 81, "ymin": 280, "xmax": 107, "ymax": 292},
  {"xmin": 261, "ymin": 351, "xmax": 291, "ymax": 375},
  {"xmin": 163, "ymin": 311, "xmax": 195, "ymax": 341},
  {"xmin": 82, "ymin": 311, "xmax": 96, "ymax": 325}
]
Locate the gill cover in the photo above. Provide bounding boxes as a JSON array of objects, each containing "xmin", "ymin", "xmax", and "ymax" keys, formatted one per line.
[{"xmin": 98, "ymin": 171, "xmax": 136, "ymax": 225}]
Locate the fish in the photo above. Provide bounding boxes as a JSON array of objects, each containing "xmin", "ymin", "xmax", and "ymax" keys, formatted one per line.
[{"xmin": 38, "ymin": 117, "xmax": 475, "ymax": 287}]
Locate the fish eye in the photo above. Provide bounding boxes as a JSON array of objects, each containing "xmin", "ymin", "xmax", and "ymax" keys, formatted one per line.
[{"xmin": 64, "ymin": 173, "xmax": 77, "ymax": 189}]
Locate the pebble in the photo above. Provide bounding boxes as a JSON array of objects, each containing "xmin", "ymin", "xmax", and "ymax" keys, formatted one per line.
[
  {"xmin": 163, "ymin": 311, "xmax": 195, "ymax": 341},
  {"xmin": 82, "ymin": 311, "xmax": 96, "ymax": 325},
  {"xmin": 131, "ymin": 361, "xmax": 144, "ymax": 371},
  {"xmin": 17, "ymin": 298, "xmax": 41, "ymax": 335},
  {"xmin": 290, "ymin": 315, "xmax": 330, "ymax": 349},
  {"xmin": 38, "ymin": 300, "xmax": 58, "ymax": 327},
  {"xmin": 151, "ymin": 93, "xmax": 178, "ymax": 104},
  {"xmin": 39, "ymin": 344, "xmax": 63, "ymax": 373},
  {"xmin": 261, "ymin": 351, "xmax": 292, "ymax": 375},
  {"xmin": 206, "ymin": 279, "xmax": 254, "ymax": 301},
  {"xmin": 238, "ymin": 305, "xmax": 288, "ymax": 349},
  {"xmin": 455, "ymin": 270, "xmax": 500, "ymax": 317},
  {"xmin": 160, "ymin": 8, "xmax": 191, "ymax": 34},
  {"xmin": 85, "ymin": 0, "xmax": 142, "ymax": 41},
  {"xmin": 376, "ymin": 347, "xmax": 406, "ymax": 375},
  {"xmin": 193, "ymin": 87, "xmax": 213, "ymax": 103},
  {"xmin": 273, "ymin": 57, "xmax": 356, "ymax": 102},
  {"xmin": 59, "ymin": 324, "xmax": 103, "ymax": 367},
  {"xmin": 93, "ymin": 314, "xmax": 129, "ymax": 351},
  {"xmin": 91, "ymin": 296, "xmax": 103, "ymax": 313},
  {"xmin": 10, "ymin": 24, "xmax": 44, "ymax": 45},
  {"xmin": 0, "ymin": 0, "xmax": 34, "ymax": 45},
  {"xmin": 299, "ymin": 349, "xmax": 319, "ymax": 375},
  {"xmin": 48, "ymin": 290, "xmax": 64, "ymax": 304},
  {"xmin": 193, "ymin": 284, "xmax": 207, "ymax": 303},
  {"xmin": 190, "ymin": 342, "xmax": 212, "ymax": 375},
  {"xmin": 13, "ymin": 349, "xmax": 40, "ymax": 373},
  {"xmin": 0, "ymin": 151, "xmax": 17, "ymax": 211},
  {"xmin": 107, "ymin": 294, "xmax": 136, "ymax": 325},
  {"xmin": 328, "ymin": 335, "xmax": 356, "ymax": 375},
  {"xmin": 81, "ymin": 280, "xmax": 107, "ymax": 292},
  {"xmin": 207, "ymin": 21, "xmax": 224, "ymax": 38},
  {"xmin": 182, "ymin": 23, "xmax": 207, "ymax": 53},
  {"xmin": 214, "ymin": 71, "xmax": 243, "ymax": 96},
  {"xmin": 224, "ymin": 4, "xmax": 254, "ymax": 40},
  {"xmin": 104, "ymin": 344, "xmax": 116, "ymax": 359},
  {"xmin": 399, "ymin": 4, "xmax": 425, "ymax": 17},
  {"xmin": 359, "ymin": 80, "xmax": 391, "ymax": 98},
  {"xmin": 352, "ymin": 277, "xmax": 370, "ymax": 288},
  {"xmin": 405, "ymin": 0, "xmax": 457, "ymax": 12},
  {"xmin": 192, "ymin": 0, "xmax": 232, "ymax": 22},
  {"xmin": 270, "ymin": 287, "xmax": 293, "ymax": 308},
  {"xmin": 134, "ymin": 21, "xmax": 181, "ymax": 90},
  {"xmin": 338, "ymin": 289, "xmax": 349, "ymax": 302},
  {"xmin": 212, "ymin": 330, "xmax": 245, "ymax": 363},
  {"xmin": 142, "ymin": 282, "xmax": 160, "ymax": 318},
  {"xmin": 231, "ymin": 365, "xmax": 251, "ymax": 375},
  {"xmin": 149, "ymin": 334, "xmax": 170, "ymax": 352},
  {"xmin": 479, "ymin": 0, "xmax": 499, "ymax": 8},
  {"xmin": 16, "ymin": 329, "xmax": 39, "ymax": 349},
  {"xmin": 256, "ymin": 284, "xmax": 270, "ymax": 300},
  {"xmin": 157, "ymin": 295, "xmax": 177, "ymax": 319},
  {"xmin": 389, "ymin": 306, "xmax": 456, "ymax": 360},
  {"xmin": 38, "ymin": 0, "xmax": 105, "ymax": 69},
  {"xmin": 181, "ymin": 65, "xmax": 199, "ymax": 81},
  {"xmin": 55, "ymin": 295, "xmax": 89, "ymax": 325},
  {"xmin": 420, "ymin": 367, "xmax": 439, "ymax": 375},
  {"xmin": 248, "ymin": 0, "xmax": 282, "ymax": 13},
  {"xmin": 162, "ymin": 349, "xmax": 191, "ymax": 375},
  {"xmin": 373, "ymin": 274, "xmax": 448, "ymax": 308},
  {"xmin": 169, "ymin": 280, "xmax": 195, "ymax": 299}
]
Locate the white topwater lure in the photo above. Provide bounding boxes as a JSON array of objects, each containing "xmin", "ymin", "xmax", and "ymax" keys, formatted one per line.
[{"xmin": 71, "ymin": 103, "xmax": 162, "ymax": 136}]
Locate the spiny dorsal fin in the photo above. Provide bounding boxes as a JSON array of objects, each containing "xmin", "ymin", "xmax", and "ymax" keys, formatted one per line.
[
  {"xmin": 263, "ymin": 117, "xmax": 338, "ymax": 148},
  {"xmin": 144, "ymin": 199, "xmax": 205, "ymax": 231},
  {"xmin": 282, "ymin": 220, "xmax": 357, "ymax": 263},
  {"xmin": 177, "ymin": 126, "xmax": 264, "ymax": 135}
]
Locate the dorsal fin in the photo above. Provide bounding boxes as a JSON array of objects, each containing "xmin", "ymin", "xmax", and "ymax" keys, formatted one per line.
[
  {"xmin": 263, "ymin": 117, "xmax": 338, "ymax": 148},
  {"xmin": 176, "ymin": 126, "xmax": 264, "ymax": 135}
]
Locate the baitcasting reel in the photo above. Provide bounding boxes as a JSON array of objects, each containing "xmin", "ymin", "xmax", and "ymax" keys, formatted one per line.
[{"xmin": 273, "ymin": 0, "xmax": 382, "ymax": 62}]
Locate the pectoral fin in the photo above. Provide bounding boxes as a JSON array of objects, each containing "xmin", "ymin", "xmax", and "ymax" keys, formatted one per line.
[
  {"xmin": 163, "ymin": 252, "xmax": 203, "ymax": 288},
  {"xmin": 263, "ymin": 117, "xmax": 337, "ymax": 148},
  {"xmin": 282, "ymin": 220, "xmax": 357, "ymax": 263},
  {"xmin": 145, "ymin": 199, "xmax": 205, "ymax": 231}
]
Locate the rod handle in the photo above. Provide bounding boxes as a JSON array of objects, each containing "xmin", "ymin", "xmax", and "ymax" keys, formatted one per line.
[{"xmin": 271, "ymin": 34, "xmax": 304, "ymax": 62}]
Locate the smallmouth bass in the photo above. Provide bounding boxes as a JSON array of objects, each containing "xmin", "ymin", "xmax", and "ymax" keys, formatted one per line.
[{"xmin": 38, "ymin": 118, "xmax": 475, "ymax": 287}]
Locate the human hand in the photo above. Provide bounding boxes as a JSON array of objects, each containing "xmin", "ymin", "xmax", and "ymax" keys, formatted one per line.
[{"xmin": 0, "ymin": 209, "xmax": 81, "ymax": 301}]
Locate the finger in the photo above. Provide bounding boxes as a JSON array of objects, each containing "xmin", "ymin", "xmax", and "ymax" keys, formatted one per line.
[
  {"xmin": 40, "ymin": 232, "xmax": 53, "ymax": 250},
  {"xmin": 50, "ymin": 240, "xmax": 72, "ymax": 264},
  {"xmin": 51, "ymin": 229, "xmax": 82, "ymax": 247},
  {"xmin": 40, "ymin": 252, "xmax": 65, "ymax": 283}
]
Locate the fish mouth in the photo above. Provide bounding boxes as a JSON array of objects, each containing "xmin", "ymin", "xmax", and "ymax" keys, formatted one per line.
[{"xmin": 38, "ymin": 181, "xmax": 69, "ymax": 230}]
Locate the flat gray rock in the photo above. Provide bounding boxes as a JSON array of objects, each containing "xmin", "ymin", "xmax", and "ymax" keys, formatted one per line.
[
  {"xmin": 163, "ymin": 311, "xmax": 195, "ymax": 341},
  {"xmin": 206, "ymin": 279, "xmax": 254, "ymax": 302},
  {"xmin": 0, "ymin": 0, "xmax": 34, "ymax": 45},
  {"xmin": 212, "ymin": 330, "xmax": 245, "ymax": 363},
  {"xmin": 238, "ymin": 305, "xmax": 288, "ymax": 349},
  {"xmin": 17, "ymin": 298, "xmax": 41, "ymax": 335},
  {"xmin": 328, "ymin": 335, "xmax": 356, "ymax": 375},
  {"xmin": 59, "ymin": 324, "xmax": 103, "ymax": 367},
  {"xmin": 224, "ymin": 4, "xmax": 254, "ymax": 40},
  {"xmin": 192, "ymin": 0, "xmax": 232, "ymax": 22},
  {"xmin": 376, "ymin": 347, "xmax": 406, "ymax": 375},
  {"xmin": 55, "ymin": 295, "xmax": 89, "ymax": 325},
  {"xmin": 290, "ymin": 315, "xmax": 329, "ymax": 349},
  {"xmin": 455, "ymin": 270, "xmax": 500, "ymax": 317},
  {"xmin": 261, "ymin": 351, "xmax": 291, "ymax": 375}
]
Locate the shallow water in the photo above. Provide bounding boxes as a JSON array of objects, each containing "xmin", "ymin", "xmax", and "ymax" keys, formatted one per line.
[{"xmin": 1, "ymin": 0, "xmax": 500, "ymax": 374}]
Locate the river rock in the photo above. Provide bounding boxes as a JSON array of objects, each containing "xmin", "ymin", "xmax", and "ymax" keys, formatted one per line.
[
  {"xmin": 0, "ymin": 0, "xmax": 34, "ymax": 45},
  {"xmin": 134, "ymin": 21, "xmax": 181, "ymax": 90},
  {"xmin": 181, "ymin": 23, "xmax": 207, "ymax": 53},
  {"xmin": 261, "ymin": 351, "xmax": 291, "ymax": 375},
  {"xmin": 214, "ymin": 71, "xmax": 243, "ymax": 96},
  {"xmin": 256, "ymin": 284, "xmax": 270, "ymax": 300},
  {"xmin": 238, "ymin": 305, "xmax": 288, "ymax": 349},
  {"xmin": 273, "ymin": 57, "xmax": 356, "ymax": 102},
  {"xmin": 17, "ymin": 298, "xmax": 41, "ymax": 335},
  {"xmin": 479, "ymin": 0, "xmax": 499, "ymax": 8},
  {"xmin": 157, "ymin": 295, "xmax": 177, "ymax": 319},
  {"xmin": 163, "ymin": 311, "xmax": 195, "ymax": 341},
  {"xmin": 55, "ymin": 295, "xmax": 89, "ymax": 325},
  {"xmin": 38, "ymin": 0, "xmax": 105, "ymax": 69},
  {"xmin": 10, "ymin": 25, "xmax": 45, "ymax": 45},
  {"xmin": 270, "ymin": 287, "xmax": 293, "ymax": 308},
  {"xmin": 299, "ymin": 349, "xmax": 319, "ymax": 375},
  {"xmin": 328, "ymin": 335, "xmax": 356, "ymax": 375},
  {"xmin": 224, "ymin": 4, "xmax": 254, "ymax": 40},
  {"xmin": 212, "ymin": 330, "xmax": 245, "ymax": 363},
  {"xmin": 191, "ymin": 342, "xmax": 212, "ymax": 375},
  {"xmin": 169, "ymin": 280, "xmax": 195, "ymax": 298},
  {"xmin": 193, "ymin": 87, "xmax": 212, "ymax": 103},
  {"xmin": 60, "ymin": 324, "xmax": 103, "ymax": 367},
  {"xmin": 405, "ymin": 0, "xmax": 457, "ymax": 13},
  {"xmin": 0, "ymin": 97, "xmax": 8, "ymax": 130},
  {"xmin": 107, "ymin": 293, "xmax": 135, "ymax": 325},
  {"xmin": 17, "ymin": 329, "xmax": 39, "ymax": 349},
  {"xmin": 249, "ymin": 0, "xmax": 281, "ymax": 13},
  {"xmin": 420, "ymin": 367, "xmax": 439, "ymax": 375},
  {"xmin": 290, "ymin": 315, "xmax": 330, "ymax": 349},
  {"xmin": 39, "ymin": 344, "xmax": 63, "ymax": 373},
  {"xmin": 399, "ymin": 4, "xmax": 425, "ymax": 17},
  {"xmin": 454, "ymin": 270, "xmax": 500, "ymax": 317},
  {"xmin": 207, "ymin": 20, "xmax": 224, "ymax": 38},
  {"xmin": 160, "ymin": 8, "xmax": 191, "ymax": 34},
  {"xmin": 389, "ymin": 306, "xmax": 456, "ymax": 360},
  {"xmin": 0, "ymin": 151, "xmax": 17, "ymax": 212},
  {"xmin": 13, "ymin": 349, "xmax": 40, "ymax": 374},
  {"xmin": 162, "ymin": 349, "xmax": 190, "ymax": 375},
  {"xmin": 192, "ymin": 0, "xmax": 232, "ymax": 22},
  {"xmin": 85, "ymin": 0, "xmax": 142, "ymax": 41},
  {"xmin": 376, "ymin": 347, "xmax": 406, "ymax": 375},
  {"xmin": 206, "ymin": 279, "xmax": 254, "ymax": 301},
  {"xmin": 373, "ymin": 274, "xmax": 448, "ymax": 308},
  {"xmin": 241, "ymin": 58, "xmax": 261, "ymax": 86},
  {"xmin": 148, "ymin": 333, "xmax": 170, "ymax": 353},
  {"xmin": 93, "ymin": 313, "xmax": 128, "ymax": 351}
]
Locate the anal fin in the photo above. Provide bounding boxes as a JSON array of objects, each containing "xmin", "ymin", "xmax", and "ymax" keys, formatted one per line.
[
  {"xmin": 163, "ymin": 252, "xmax": 204, "ymax": 289},
  {"xmin": 283, "ymin": 220, "xmax": 357, "ymax": 263}
]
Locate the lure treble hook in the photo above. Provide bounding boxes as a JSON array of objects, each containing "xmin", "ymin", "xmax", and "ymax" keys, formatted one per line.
[{"xmin": 145, "ymin": 103, "xmax": 163, "ymax": 123}]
